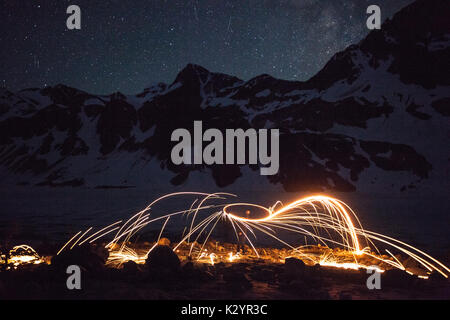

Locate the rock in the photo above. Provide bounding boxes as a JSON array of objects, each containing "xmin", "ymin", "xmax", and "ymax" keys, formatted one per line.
[
  {"xmin": 51, "ymin": 244, "xmax": 107, "ymax": 273},
  {"xmin": 145, "ymin": 245, "xmax": 180, "ymax": 273},
  {"xmin": 284, "ymin": 257, "xmax": 305, "ymax": 279},
  {"xmin": 122, "ymin": 260, "xmax": 140, "ymax": 273}
]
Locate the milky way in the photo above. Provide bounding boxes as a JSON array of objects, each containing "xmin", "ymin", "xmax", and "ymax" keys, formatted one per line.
[{"xmin": 0, "ymin": 0, "xmax": 413, "ymax": 94}]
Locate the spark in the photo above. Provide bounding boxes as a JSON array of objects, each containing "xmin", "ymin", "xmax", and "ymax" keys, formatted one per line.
[
  {"xmin": 55, "ymin": 192, "xmax": 449, "ymax": 279},
  {"xmin": 7, "ymin": 245, "xmax": 44, "ymax": 268},
  {"xmin": 228, "ymin": 252, "xmax": 240, "ymax": 262},
  {"xmin": 57, "ymin": 230, "xmax": 82, "ymax": 255},
  {"xmin": 209, "ymin": 253, "xmax": 216, "ymax": 265}
]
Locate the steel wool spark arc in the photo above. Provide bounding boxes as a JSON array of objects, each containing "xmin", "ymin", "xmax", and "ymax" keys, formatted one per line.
[{"xmin": 57, "ymin": 192, "xmax": 450, "ymax": 279}]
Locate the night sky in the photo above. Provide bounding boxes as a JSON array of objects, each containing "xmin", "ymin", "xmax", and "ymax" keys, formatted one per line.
[{"xmin": 0, "ymin": 0, "xmax": 413, "ymax": 94}]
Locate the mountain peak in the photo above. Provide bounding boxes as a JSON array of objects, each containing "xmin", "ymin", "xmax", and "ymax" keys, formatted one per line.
[
  {"xmin": 307, "ymin": 0, "xmax": 450, "ymax": 91},
  {"xmin": 382, "ymin": 0, "xmax": 449, "ymax": 36},
  {"xmin": 171, "ymin": 64, "xmax": 243, "ymax": 93},
  {"xmin": 183, "ymin": 63, "xmax": 209, "ymax": 73},
  {"xmin": 173, "ymin": 63, "xmax": 211, "ymax": 84}
]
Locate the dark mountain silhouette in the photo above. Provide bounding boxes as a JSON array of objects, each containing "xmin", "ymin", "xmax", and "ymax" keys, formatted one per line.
[{"xmin": 0, "ymin": 0, "xmax": 448, "ymax": 193}]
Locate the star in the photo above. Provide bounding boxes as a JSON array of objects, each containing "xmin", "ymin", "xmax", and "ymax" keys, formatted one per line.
[{"xmin": 0, "ymin": 0, "xmax": 415, "ymax": 93}]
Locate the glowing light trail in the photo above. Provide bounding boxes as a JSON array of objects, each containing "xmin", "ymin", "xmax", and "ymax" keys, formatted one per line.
[{"xmin": 57, "ymin": 193, "xmax": 449, "ymax": 278}]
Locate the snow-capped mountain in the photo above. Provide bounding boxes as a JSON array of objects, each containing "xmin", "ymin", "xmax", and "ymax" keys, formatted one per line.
[{"xmin": 0, "ymin": 0, "xmax": 448, "ymax": 194}]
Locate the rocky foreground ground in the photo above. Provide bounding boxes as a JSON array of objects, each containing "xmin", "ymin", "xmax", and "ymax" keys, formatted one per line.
[{"xmin": 0, "ymin": 243, "xmax": 449, "ymax": 300}]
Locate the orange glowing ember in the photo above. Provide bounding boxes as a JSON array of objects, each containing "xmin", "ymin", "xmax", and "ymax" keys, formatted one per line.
[{"xmin": 6, "ymin": 245, "xmax": 44, "ymax": 268}]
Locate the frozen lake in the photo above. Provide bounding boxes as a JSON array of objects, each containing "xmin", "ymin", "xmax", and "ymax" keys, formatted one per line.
[{"xmin": 0, "ymin": 185, "xmax": 449, "ymax": 258}]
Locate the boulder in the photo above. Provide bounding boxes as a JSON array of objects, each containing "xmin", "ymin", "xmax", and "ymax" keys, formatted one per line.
[
  {"xmin": 284, "ymin": 257, "xmax": 305, "ymax": 279},
  {"xmin": 122, "ymin": 260, "xmax": 140, "ymax": 273},
  {"xmin": 145, "ymin": 245, "xmax": 180, "ymax": 273}
]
